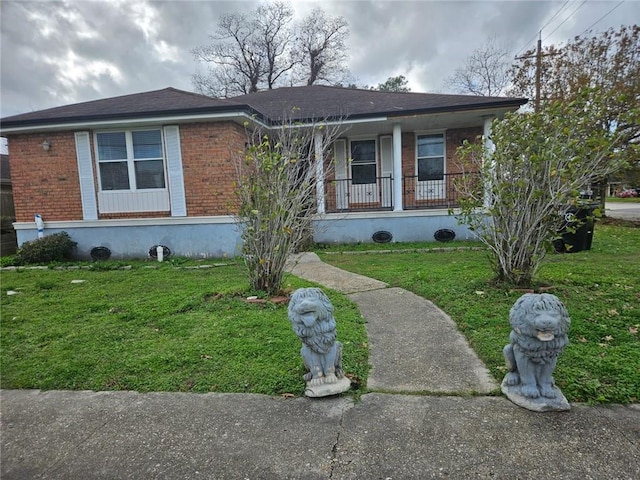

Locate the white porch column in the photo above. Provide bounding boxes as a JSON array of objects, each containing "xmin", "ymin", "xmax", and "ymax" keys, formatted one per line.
[
  {"xmin": 314, "ymin": 130, "xmax": 326, "ymax": 214},
  {"xmin": 392, "ymin": 123, "xmax": 403, "ymax": 211},
  {"xmin": 483, "ymin": 116, "xmax": 496, "ymax": 208},
  {"xmin": 483, "ymin": 116, "xmax": 495, "ymax": 155}
]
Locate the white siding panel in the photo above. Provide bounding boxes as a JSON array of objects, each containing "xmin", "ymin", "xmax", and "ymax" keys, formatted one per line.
[
  {"xmin": 74, "ymin": 132, "xmax": 98, "ymax": 220},
  {"xmin": 98, "ymin": 191, "xmax": 170, "ymax": 213},
  {"xmin": 163, "ymin": 125, "xmax": 187, "ymax": 217}
]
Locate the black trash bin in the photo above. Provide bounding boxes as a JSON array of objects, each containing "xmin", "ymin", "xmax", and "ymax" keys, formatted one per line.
[{"xmin": 553, "ymin": 203, "xmax": 598, "ymax": 253}]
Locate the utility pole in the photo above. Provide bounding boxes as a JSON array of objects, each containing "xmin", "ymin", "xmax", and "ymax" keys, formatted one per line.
[
  {"xmin": 516, "ymin": 31, "xmax": 560, "ymax": 111},
  {"xmin": 535, "ymin": 34, "xmax": 542, "ymax": 111}
]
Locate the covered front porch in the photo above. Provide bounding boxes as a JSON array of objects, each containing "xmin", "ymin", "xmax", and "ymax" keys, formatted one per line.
[
  {"xmin": 313, "ymin": 109, "xmax": 495, "ymax": 216},
  {"xmin": 323, "ymin": 172, "xmax": 475, "ymax": 212}
]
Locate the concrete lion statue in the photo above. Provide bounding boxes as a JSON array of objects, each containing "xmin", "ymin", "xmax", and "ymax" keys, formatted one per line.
[
  {"xmin": 288, "ymin": 287, "xmax": 347, "ymax": 393},
  {"xmin": 503, "ymin": 293, "xmax": 570, "ymax": 401}
]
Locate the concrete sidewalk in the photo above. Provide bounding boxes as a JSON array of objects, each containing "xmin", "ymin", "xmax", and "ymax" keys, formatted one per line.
[
  {"xmin": 605, "ymin": 201, "xmax": 640, "ymax": 221},
  {"xmin": 2, "ymin": 253, "xmax": 639, "ymax": 479},
  {"xmin": 2, "ymin": 390, "xmax": 638, "ymax": 479}
]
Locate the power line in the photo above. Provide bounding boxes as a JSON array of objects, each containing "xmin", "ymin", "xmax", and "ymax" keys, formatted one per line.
[
  {"xmin": 514, "ymin": 0, "xmax": 573, "ymax": 57},
  {"xmin": 541, "ymin": 0, "xmax": 573, "ymax": 32},
  {"xmin": 543, "ymin": 0, "xmax": 588, "ymax": 43},
  {"xmin": 579, "ymin": 0, "xmax": 625, "ymax": 37}
]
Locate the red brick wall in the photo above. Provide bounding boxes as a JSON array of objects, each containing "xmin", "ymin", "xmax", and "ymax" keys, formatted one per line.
[
  {"xmin": 7, "ymin": 123, "xmax": 481, "ymax": 222},
  {"xmin": 6, "ymin": 122, "xmax": 248, "ymax": 222},
  {"xmin": 179, "ymin": 122, "xmax": 244, "ymax": 216},
  {"xmin": 445, "ymin": 127, "xmax": 483, "ymax": 174},
  {"xmin": 7, "ymin": 132, "xmax": 85, "ymax": 222}
]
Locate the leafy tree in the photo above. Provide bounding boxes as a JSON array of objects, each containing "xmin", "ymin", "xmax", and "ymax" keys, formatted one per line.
[
  {"xmin": 376, "ymin": 75, "xmax": 411, "ymax": 92},
  {"xmin": 455, "ymin": 88, "xmax": 637, "ymax": 286},
  {"xmin": 232, "ymin": 119, "xmax": 344, "ymax": 295},
  {"xmin": 509, "ymin": 25, "xmax": 640, "ymax": 193},
  {"xmin": 446, "ymin": 37, "xmax": 511, "ymax": 96}
]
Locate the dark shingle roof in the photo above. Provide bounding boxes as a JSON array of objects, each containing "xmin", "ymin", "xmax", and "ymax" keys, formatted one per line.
[
  {"xmin": 0, "ymin": 87, "xmax": 248, "ymax": 128},
  {"xmin": 1, "ymin": 85, "xmax": 527, "ymax": 130},
  {"xmin": 233, "ymin": 85, "xmax": 527, "ymax": 122}
]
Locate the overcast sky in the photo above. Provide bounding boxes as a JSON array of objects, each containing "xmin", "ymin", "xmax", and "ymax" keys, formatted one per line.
[{"xmin": 1, "ymin": 0, "xmax": 637, "ymax": 120}]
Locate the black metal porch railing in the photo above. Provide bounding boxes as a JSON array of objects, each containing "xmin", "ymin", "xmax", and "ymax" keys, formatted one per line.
[
  {"xmin": 402, "ymin": 172, "xmax": 474, "ymax": 209},
  {"xmin": 324, "ymin": 176, "xmax": 393, "ymax": 212},
  {"xmin": 324, "ymin": 172, "xmax": 475, "ymax": 213}
]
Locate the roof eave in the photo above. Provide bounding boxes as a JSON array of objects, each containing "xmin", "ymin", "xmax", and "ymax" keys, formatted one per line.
[
  {"xmin": 0, "ymin": 104, "xmax": 266, "ymax": 134},
  {"xmin": 283, "ymin": 98, "xmax": 528, "ymax": 126}
]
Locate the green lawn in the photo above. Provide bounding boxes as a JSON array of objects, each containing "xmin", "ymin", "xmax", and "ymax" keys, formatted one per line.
[
  {"xmin": 0, "ymin": 262, "xmax": 368, "ymax": 396},
  {"xmin": 318, "ymin": 221, "xmax": 639, "ymax": 404},
  {"xmin": 2, "ymin": 221, "xmax": 638, "ymax": 404},
  {"xmin": 606, "ymin": 196, "xmax": 640, "ymax": 203}
]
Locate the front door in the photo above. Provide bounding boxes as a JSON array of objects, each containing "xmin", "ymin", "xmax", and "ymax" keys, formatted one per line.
[
  {"xmin": 350, "ymin": 139, "xmax": 378, "ymax": 205},
  {"xmin": 380, "ymin": 136, "xmax": 393, "ymax": 207}
]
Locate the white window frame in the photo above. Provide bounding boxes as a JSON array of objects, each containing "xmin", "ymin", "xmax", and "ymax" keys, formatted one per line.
[
  {"xmin": 349, "ymin": 138, "xmax": 377, "ymax": 185},
  {"xmin": 95, "ymin": 128, "xmax": 167, "ymax": 192},
  {"xmin": 415, "ymin": 131, "xmax": 446, "ymax": 200},
  {"xmin": 94, "ymin": 128, "xmax": 170, "ymax": 213}
]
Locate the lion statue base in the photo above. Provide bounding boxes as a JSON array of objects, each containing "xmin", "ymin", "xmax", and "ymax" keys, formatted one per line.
[
  {"xmin": 501, "ymin": 293, "xmax": 571, "ymax": 412},
  {"xmin": 288, "ymin": 287, "xmax": 351, "ymax": 398}
]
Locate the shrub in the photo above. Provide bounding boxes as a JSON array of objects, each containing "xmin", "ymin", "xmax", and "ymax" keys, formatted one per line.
[{"xmin": 15, "ymin": 232, "xmax": 77, "ymax": 264}]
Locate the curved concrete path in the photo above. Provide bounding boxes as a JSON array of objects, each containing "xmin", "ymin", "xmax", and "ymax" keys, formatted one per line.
[{"xmin": 286, "ymin": 252, "xmax": 496, "ymax": 394}]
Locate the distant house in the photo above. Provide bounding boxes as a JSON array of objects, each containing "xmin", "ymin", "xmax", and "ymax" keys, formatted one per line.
[
  {"xmin": 0, "ymin": 86, "xmax": 526, "ymax": 259},
  {"xmin": 0, "ymin": 153, "xmax": 17, "ymax": 255}
]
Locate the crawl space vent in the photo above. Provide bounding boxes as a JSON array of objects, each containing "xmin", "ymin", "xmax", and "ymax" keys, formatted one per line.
[
  {"xmin": 434, "ymin": 229, "xmax": 456, "ymax": 242},
  {"xmin": 372, "ymin": 231, "xmax": 393, "ymax": 243},
  {"xmin": 90, "ymin": 246, "xmax": 111, "ymax": 261}
]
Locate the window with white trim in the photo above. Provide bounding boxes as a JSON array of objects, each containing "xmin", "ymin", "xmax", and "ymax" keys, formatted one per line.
[
  {"xmin": 416, "ymin": 134, "xmax": 444, "ymax": 181},
  {"xmin": 350, "ymin": 139, "xmax": 377, "ymax": 184},
  {"xmin": 96, "ymin": 129, "xmax": 166, "ymax": 191}
]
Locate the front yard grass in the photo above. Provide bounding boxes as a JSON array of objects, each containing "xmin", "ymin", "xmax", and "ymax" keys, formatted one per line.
[
  {"xmin": 0, "ymin": 262, "xmax": 368, "ymax": 396},
  {"xmin": 2, "ymin": 221, "xmax": 637, "ymax": 404},
  {"xmin": 318, "ymin": 220, "xmax": 639, "ymax": 404}
]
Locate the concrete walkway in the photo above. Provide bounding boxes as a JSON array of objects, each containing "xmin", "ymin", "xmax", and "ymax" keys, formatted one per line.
[
  {"xmin": 2, "ymin": 253, "xmax": 639, "ymax": 479},
  {"xmin": 288, "ymin": 251, "xmax": 496, "ymax": 393}
]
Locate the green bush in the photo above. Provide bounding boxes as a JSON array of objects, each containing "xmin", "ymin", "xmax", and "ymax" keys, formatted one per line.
[{"xmin": 15, "ymin": 232, "xmax": 77, "ymax": 264}]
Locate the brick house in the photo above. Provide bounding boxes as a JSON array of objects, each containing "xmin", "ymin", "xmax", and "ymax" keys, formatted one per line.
[{"xmin": 0, "ymin": 86, "xmax": 526, "ymax": 259}]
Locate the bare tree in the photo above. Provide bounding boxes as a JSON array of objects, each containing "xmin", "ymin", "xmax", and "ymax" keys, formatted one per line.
[
  {"xmin": 255, "ymin": 1, "xmax": 297, "ymax": 89},
  {"xmin": 232, "ymin": 118, "xmax": 344, "ymax": 295},
  {"xmin": 192, "ymin": 3, "xmax": 351, "ymax": 96},
  {"xmin": 446, "ymin": 37, "xmax": 511, "ymax": 96},
  {"xmin": 295, "ymin": 8, "xmax": 350, "ymax": 85},
  {"xmin": 191, "ymin": 1, "xmax": 295, "ymax": 97}
]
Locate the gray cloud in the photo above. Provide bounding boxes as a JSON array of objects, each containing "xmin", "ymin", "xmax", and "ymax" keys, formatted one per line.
[{"xmin": 1, "ymin": 0, "xmax": 636, "ymax": 118}]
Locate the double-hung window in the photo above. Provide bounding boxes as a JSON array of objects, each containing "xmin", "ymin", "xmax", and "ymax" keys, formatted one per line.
[
  {"xmin": 350, "ymin": 139, "xmax": 377, "ymax": 184},
  {"xmin": 95, "ymin": 129, "xmax": 170, "ymax": 213},
  {"xmin": 416, "ymin": 134, "xmax": 444, "ymax": 181},
  {"xmin": 96, "ymin": 129, "xmax": 166, "ymax": 191}
]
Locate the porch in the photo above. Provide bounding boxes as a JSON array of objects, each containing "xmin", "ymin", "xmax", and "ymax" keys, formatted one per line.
[{"xmin": 323, "ymin": 172, "xmax": 475, "ymax": 213}]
